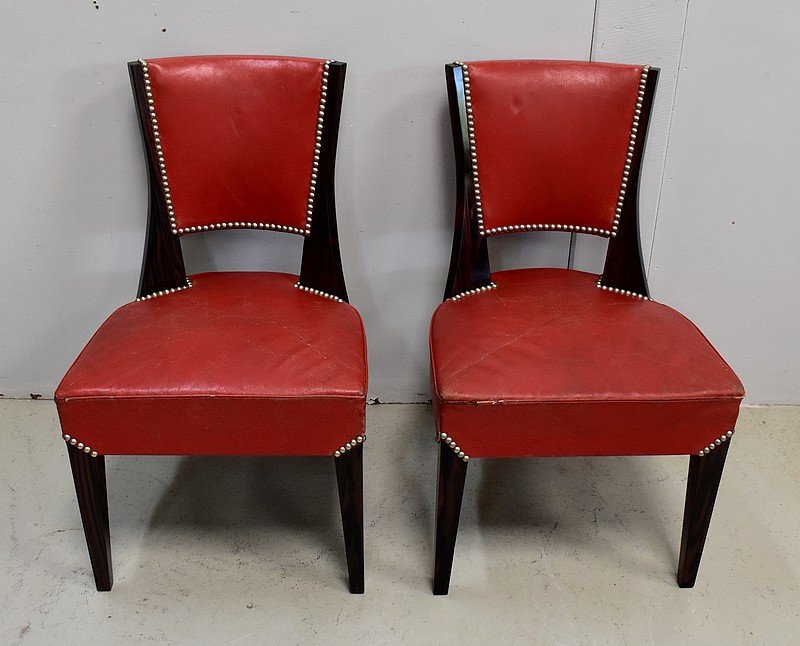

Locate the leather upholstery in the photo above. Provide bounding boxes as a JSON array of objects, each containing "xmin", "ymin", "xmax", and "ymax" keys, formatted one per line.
[
  {"xmin": 145, "ymin": 56, "xmax": 325, "ymax": 234},
  {"xmin": 430, "ymin": 269, "xmax": 744, "ymax": 457},
  {"xmin": 56, "ymin": 272, "xmax": 367, "ymax": 456},
  {"xmin": 465, "ymin": 60, "xmax": 643, "ymax": 235}
]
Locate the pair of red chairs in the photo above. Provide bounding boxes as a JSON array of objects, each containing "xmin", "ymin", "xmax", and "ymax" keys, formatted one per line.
[{"xmin": 56, "ymin": 56, "xmax": 743, "ymax": 595}]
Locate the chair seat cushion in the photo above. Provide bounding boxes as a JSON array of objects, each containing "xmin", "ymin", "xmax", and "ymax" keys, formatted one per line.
[
  {"xmin": 56, "ymin": 272, "xmax": 367, "ymax": 456},
  {"xmin": 430, "ymin": 269, "xmax": 743, "ymax": 458}
]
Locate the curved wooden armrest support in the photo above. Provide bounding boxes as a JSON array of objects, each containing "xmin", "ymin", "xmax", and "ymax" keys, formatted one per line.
[
  {"xmin": 299, "ymin": 61, "xmax": 349, "ymax": 303},
  {"xmin": 128, "ymin": 61, "xmax": 188, "ymax": 300},
  {"xmin": 443, "ymin": 64, "xmax": 491, "ymax": 301},
  {"xmin": 601, "ymin": 67, "xmax": 659, "ymax": 298}
]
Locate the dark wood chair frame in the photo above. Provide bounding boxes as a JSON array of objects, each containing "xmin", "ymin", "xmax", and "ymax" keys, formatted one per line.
[
  {"xmin": 67, "ymin": 60, "xmax": 364, "ymax": 594},
  {"xmin": 434, "ymin": 63, "xmax": 732, "ymax": 594}
]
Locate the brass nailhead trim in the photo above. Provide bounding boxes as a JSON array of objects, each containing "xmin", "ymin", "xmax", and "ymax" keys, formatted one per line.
[
  {"xmin": 449, "ymin": 282, "xmax": 498, "ymax": 301},
  {"xmin": 610, "ymin": 65, "xmax": 650, "ymax": 238},
  {"xmin": 140, "ymin": 58, "xmax": 333, "ymax": 237},
  {"xmin": 293, "ymin": 282, "xmax": 344, "ymax": 303},
  {"xmin": 62, "ymin": 434, "xmax": 99, "ymax": 458},
  {"xmin": 595, "ymin": 277, "xmax": 651, "ymax": 301},
  {"xmin": 457, "ymin": 62, "xmax": 486, "ymax": 236},
  {"xmin": 698, "ymin": 430, "xmax": 734, "ymax": 456},
  {"xmin": 334, "ymin": 434, "xmax": 365, "ymax": 457},
  {"xmin": 457, "ymin": 62, "xmax": 650, "ymax": 239},
  {"xmin": 305, "ymin": 60, "xmax": 332, "ymax": 235},
  {"xmin": 438, "ymin": 432, "xmax": 469, "ymax": 462},
  {"xmin": 136, "ymin": 278, "xmax": 193, "ymax": 302},
  {"xmin": 485, "ymin": 223, "xmax": 612, "ymax": 236}
]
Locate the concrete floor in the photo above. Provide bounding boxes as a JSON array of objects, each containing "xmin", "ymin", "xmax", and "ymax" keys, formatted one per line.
[{"xmin": 1, "ymin": 401, "xmax": 798, "ymax": 645}]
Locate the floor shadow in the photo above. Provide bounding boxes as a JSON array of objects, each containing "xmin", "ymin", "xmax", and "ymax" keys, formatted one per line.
[
  {"xmin": 473, "ymin": 456, "xmax": 683, "ymax": 574},
  {"xmin": 110, "ymin": 454, "xmax": 344, "ymax": 579},
  {"xmin": 148, "ymin": 455, "xmax": 338, "ymax": 535}
]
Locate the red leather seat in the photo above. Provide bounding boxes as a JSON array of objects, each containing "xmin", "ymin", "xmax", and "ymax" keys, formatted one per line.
[
  {"xmin": 56, "ymin": 272, "xmax": 367, "ymax": 456},
  {"xmin": 431, "ymin": 269, "xmax": 743, "ymax": 458}
]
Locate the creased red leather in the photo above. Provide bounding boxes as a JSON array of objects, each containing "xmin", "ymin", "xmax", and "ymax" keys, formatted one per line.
[
  {"xmin": 465, "ymin": 60, "xmax": 643, "ymax": 234},
  {"xmin": 146, "ymin": 56, "xmax": 325, "ymax": 234},
  {"xmin": 56, "ymin": 272, "xmax": 367, "ymax": 456},
  {"xmin": 430, "ymin": 269, "xmax": 744, "ymax": 457}
]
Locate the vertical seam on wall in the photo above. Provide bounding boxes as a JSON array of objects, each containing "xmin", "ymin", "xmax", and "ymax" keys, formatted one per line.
[
  {"xmin": 647, "ymin": 0, "xmax": 691, "ymax": 273},
  {"xmin": 568, "ymin": 0, "xmax": 600, "ymax": 269}
]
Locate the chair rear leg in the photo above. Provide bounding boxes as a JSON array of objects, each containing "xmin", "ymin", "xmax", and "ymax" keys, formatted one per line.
[
  {"xmin": 433, "ymin": 443, "xmax": 468, "ymax": 595},
  {"xmin": 677, "ymin": 438, "xmax": 731, "ymax": 588},
  {"xmin": 67, "ymin": 443, "xmax": 113, "ymax": 591},
  {"xmin": 335, "ymin": 443, "xmax": 364, "ymax": 593}
]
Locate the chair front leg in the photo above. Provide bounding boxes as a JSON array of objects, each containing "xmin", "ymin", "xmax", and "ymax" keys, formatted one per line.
[
  {"xmin": 335, "ymin": 443, "xmax": 364, "ymax": 593},
  {"xmin": 677, "ymin": 438, "xmax": 731, "ymax": 588},
  {"xmin": 67, "ymin": 443, "xmax": 113, "ymax": 591},
  {"xmin": 433, "ymin": 442, "xmax": 468, "ymax": 595}
]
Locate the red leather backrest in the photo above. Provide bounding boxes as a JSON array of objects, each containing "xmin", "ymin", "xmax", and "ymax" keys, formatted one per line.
[
  {"xmin": 141, "ymin": 56, "xmax": 329, "ymax": 236},
  {"xmin": 462, "ymin": 60, "xmax": 647, "ymax": 237}
]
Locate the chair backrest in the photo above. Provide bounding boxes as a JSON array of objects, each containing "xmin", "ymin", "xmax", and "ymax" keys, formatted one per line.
[
  {"xmin": 129, "ymin": 56, "xmax": 349, "ymax": 301},
  {"xmin": 443, "ymin": 60, "xmax": 658, "ymax": 300},
  {"xmin": 140, "ymin": 55, "xmax": 328, "ymax": 236},
  {"xmin": 460, "ymin": 59, "xmax": 648, "ymax": 237}
]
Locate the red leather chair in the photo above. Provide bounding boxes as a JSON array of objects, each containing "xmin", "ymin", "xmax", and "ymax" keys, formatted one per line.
[
  {"xmin": 430, "ymin": 60, "xmax": 743, "ymax": 594},
  {"xmin": 56, "ymin": 56, "xmax": 366, "ymax": 593}
]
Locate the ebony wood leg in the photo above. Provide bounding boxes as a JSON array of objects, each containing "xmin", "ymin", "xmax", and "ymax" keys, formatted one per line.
[
  {"xmin": 433, "ymin": 443, "xmax": 468, "ymax": 595},
  {"xmin": 67, "ymin": 443, "xmax": 113, "ymax": 591},
  {"xmin": 677, "ymin": 439, "xmax": 731, "ymax": 588},
  {"xmin": 335, "ymin": 443, "xmax": 364, "ymax": 593}
]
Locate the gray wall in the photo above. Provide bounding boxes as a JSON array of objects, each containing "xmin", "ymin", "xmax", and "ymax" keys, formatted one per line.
[{"xmin": 0, "ymin": 1, "xmax": 796, "ymax": 404}]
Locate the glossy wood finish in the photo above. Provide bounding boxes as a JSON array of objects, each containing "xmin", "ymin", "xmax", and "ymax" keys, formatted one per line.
[
  {"xmin": 128, "ymin": 61, "xmax": 189, "ymax": 300},
  {"xmin": 67, "ymin": 444, "xmax": 112, "ymax": 591},
  {"xmin": 601, "ymin": 67, "xmax": 659, "ymax": 297},
  {"xmin": 433, "ymin": 442, "xmax": 468, "ymax": 595},
  {"xmin": 443, "ymin": 63, "xmax": 491, "ymax": 300},
  {"xmin": 678, "ymin": 439, "xmax": 731, "ymax": 587},
  {"xmin": 335, "ymin": 443, "xmax": 365, "ymax": 593},
  {"xmin": 299, "ymin": 61, "xmax": 349, "ymax": 302}
]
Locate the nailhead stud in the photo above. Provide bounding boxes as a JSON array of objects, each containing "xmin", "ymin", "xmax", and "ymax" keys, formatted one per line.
[
  {"xmin": 610, "ymin": 65, "xmax": 650, "ymax": 238},
  {"xmin": 304, "ymin": 60, "xmax": 332, "ymax": 235},
  {"xmin": 136, "ymin": 278, "xmax": 193, "ymax": 302},
  {"xmin": 62, "ymin": 433, "xmax": 99, "ymax": 458},
  {"xmin": 333, "ymin": 434, "xmax": 366, "ymax": 457},
  {"xmin": 595, "ymin": 276, "xmax": 651, "ymax": 301},
  {"xmin": 449, "ymin": 282, "xmax": 498, "ymax": 301},
  {"xmin": 435, "ymin": 430, "xmax": 470, "ymax": 462},
  {"xmin": 457, "ymin": 62, "xmax": 486, "ymax": 236},
  {"xmin": 697, "ymin": 429, "xmax": 735, "ymax": 456},
  {"xmin": 293, "ymin": 282, "xmax": 344, "ymax": 302}
]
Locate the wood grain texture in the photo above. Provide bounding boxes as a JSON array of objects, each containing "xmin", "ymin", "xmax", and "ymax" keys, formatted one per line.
[
  {"xmin": 442, "ymin": 63, "xmax": 492, "ymax": 300},
  {"xmin": 67, "ymin": 444, "xmax": 113, "ymax": 591},
  {"xmin": 299, "ymin": 61, "xmax": 349, "ymax": 302},
  {"xmin": 433, "ymin": 442, "xmax": 468, "ymax": 595},
  {"xmin": 335, "ymin": 443, "xmax": 365, "ymax": 593},
  {"xmin": 128, "ymin": 61, "xmax": 188, "ymax": 300},
  {"xmin": 678, "ymin": 439, "xmax": 731, "ymax": 587},
  {"xmin": 601, "ymin": 68, "xmax": 659, "ymax": 296}
]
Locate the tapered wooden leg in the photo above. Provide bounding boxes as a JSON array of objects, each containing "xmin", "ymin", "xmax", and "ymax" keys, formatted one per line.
[
  {"xmin": 335, "ymin": 443, "xmax": 364, "ymax": 593},
  {"xmin": 67, "ymin": 443, "xmax": 113, "ymax": 591},
  {"xmin": 433, "ymin": 443, "xmax": 468, "ymax": 595},
  {"xmin": 677, "ymin": 439, "xmax": 731, "ymax": 588}
]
